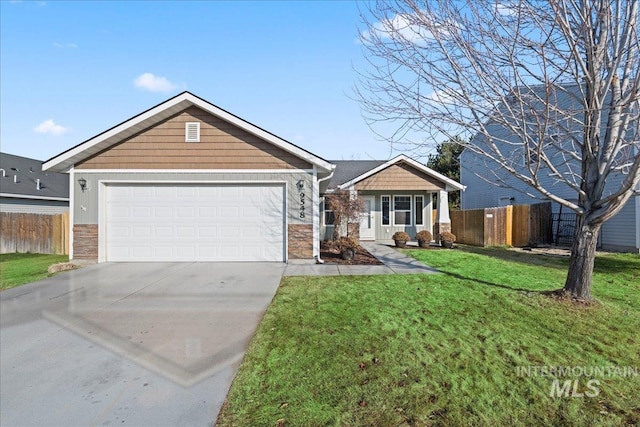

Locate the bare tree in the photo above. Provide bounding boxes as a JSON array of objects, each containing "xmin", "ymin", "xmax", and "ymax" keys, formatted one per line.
[
  {"xmin": 357, "ymin": 0, "xmax": 639, "ymax": 300},
  {"xmin": 327, "ymin": 189, "xmax": 366, "ymax": 241}
]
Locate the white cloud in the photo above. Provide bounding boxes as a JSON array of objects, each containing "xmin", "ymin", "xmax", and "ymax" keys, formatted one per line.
[
  {"xmin": 134, "ymin": 72, "xmax": 177, "ymax": 92},
  {"xmin": 34, "ymin": 119, "xmax": 69, "ymax": 135},
  {"xmin": 362, "ymin": 12, "xmax": 457, "ymax": 44},
  {"xmin": 426, "ymin": 89, "xmax": 460, "ymax": 106},
  {"xmin": 496, "ymin": 3, "xmax": 519, "ymax": 16}
]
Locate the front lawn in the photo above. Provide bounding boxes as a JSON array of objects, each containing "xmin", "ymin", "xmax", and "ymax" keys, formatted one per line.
[
  {"xmin": 0, "ymin": 253, "xmax": 70, "ymax": 290},
  {"xmin": 217, "ymin": 247, "xmax": 639, "ymax": 426}
]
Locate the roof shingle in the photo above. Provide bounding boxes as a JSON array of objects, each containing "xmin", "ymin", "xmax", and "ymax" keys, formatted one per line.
[{"xmin": 0, "ymin": 152, "xmax": 69, "ymax": 200}]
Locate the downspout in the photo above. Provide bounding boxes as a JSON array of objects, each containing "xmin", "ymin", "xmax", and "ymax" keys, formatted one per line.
[{"xmin": 315, "ymin": 167, "xmax": 336, "ymax": 264}]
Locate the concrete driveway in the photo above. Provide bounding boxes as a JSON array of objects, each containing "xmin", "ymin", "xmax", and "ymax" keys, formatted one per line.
[{"xmin": 0, "ymin": 262, "xmax": 285, "ymax": 426}]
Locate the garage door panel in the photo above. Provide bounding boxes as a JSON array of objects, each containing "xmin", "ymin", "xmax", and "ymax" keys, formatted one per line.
[
  {"xmin": 132, "ymin": 186, "xmax": 153, "ymax": 198},
  {"xmin": 132, "ymin": 247, "xmax": 152, "ymax": 258},
  {"xmin": 105, "ymin": 184, "xmax": 285, "ymax": 262},
  {"xmin": 154, "ymin": 207, "xmax": 174, "ymax": 217},
  {"xmin": 132, "ymin": 226, "xmax": 151, "ymax": 237}
]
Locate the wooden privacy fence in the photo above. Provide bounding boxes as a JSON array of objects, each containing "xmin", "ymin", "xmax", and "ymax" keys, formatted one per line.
[
  {"xmin": 0, "ymin": 212, "xmax": 69, "ymax": 255},
  {"xmin": 451, "ymin": 202, "xmax": 552, "ymax": 247}
]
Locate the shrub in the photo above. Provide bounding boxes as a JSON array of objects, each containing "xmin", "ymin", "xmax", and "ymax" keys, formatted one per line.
[
  {"xmin": 439, "ymin": 231, "xmax": 457, "ymax": 242},
  {"xmin": 415, "ymin": 230, "xmax": 433, "ymax": 242},
  {"xmin": 392, "ymin": 231, "xmax": 410, "ymax": 242},
  {"xmin": 334, "ymin": 236, "xmax": 359, "ymax": 251}
]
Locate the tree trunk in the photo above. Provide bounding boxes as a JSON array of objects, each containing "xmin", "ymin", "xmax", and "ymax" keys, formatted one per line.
[{"xmin": 563, "ymin": 220, "xmax": 602, "ymax": 300}]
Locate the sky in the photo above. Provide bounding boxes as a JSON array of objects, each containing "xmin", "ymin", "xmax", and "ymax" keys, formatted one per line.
[{"xmin": 0, "ymin": 0, "xmax": 419, "ymax": 163}]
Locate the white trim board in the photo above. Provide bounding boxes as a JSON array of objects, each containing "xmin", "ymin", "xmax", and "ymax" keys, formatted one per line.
[
  {"xmin": 73, "ymin": 169, "xmax": 314, "ymax": 174},
  {"xmin": 0, "ymin": 193, "xmax": 69, "ymax": 202}
]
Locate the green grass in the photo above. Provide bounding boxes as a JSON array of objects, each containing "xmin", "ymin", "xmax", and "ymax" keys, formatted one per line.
[
  {"xmin": 0, "ymin": 253, "xmax": 70, "ymax": 290},
  {"xmin": 217, "ymin": 247, "xmax": 640, "ymax": 427}
]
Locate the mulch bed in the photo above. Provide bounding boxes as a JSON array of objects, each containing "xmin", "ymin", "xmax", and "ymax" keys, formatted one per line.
[{"xmin": 320, "ymin": 241, "xmax": 383, "ymax": 265}]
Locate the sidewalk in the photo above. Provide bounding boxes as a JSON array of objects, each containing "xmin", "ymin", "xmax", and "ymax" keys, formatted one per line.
[{"xmin": 283, "ymin": 241, "xmax": 438, "ymax": 276}]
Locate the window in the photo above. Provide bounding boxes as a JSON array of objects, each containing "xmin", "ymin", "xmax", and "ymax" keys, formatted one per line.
[
  {"xmin": 381, "ymin": 195, "xmax": 390, "ymax": 225},
  {"xmin": 185, "ymin": 122, "xmax": 200, "ymax": 142},
  {"xmin": 415, "ymin": 195, "xmax": 424, "ymax": 225},
  {"xmin": 393, "ymin": 196, "xmax": 412, "ymax": 225},
  {"xmin": 323, "ymin": 199, "xmax": 335, "ymax": 226}
]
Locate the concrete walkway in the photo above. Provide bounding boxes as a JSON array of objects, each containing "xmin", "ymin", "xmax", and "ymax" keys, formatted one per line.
[{"xmin": 283, "ymin": 241, "xmax": 438, "ymax": 276}]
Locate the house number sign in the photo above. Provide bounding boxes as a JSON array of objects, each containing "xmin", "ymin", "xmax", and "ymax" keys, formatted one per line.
[{"xmin": 297, "ymin": 180, "xmax": 306, "ymax": 219}]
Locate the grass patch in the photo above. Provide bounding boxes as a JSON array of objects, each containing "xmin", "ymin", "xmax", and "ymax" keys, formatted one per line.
[
  {"xmin": 218, "ymin": 247, "xmax": 639, "ymax": 426},
  {"xmin": 0, "ymin": 253, "xmax": 70, "ymax": 290}
]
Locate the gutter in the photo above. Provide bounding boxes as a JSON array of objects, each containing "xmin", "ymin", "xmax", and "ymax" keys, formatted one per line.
[
  {"xmin": 0, "ymin": 193, "xmax": 70, "ymax": 202},
  {"xmin": 315, "ymin": 167, "xmax": 336, "ymax": 264}
]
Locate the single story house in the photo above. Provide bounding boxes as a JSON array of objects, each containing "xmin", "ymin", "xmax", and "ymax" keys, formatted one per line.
[
  {"xmin": 0, "ymin": 152, "xmax": 69, "ymax": 214},
  {"xmin": 43, "ymin": 92, "xmax": 463, "ymax": 263}
]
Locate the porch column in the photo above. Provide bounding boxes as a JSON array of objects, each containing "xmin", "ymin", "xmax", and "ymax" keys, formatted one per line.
[{"xmin": 434, "ymin": 190, "xmax": 451, "ymax": 238}]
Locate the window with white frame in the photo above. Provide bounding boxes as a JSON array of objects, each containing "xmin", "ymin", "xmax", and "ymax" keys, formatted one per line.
[
  {"xmin": 323, "ymin": 199, "xmax": 335, "ymax": 226},
  {"xmin": 415, "ymin": 195, "xmax": 424, "ymax": 225},
  {"xmin": 393, "ymin": 196, "xmax": 412, "ymax": 225},
  {"xmin": 381, "ymin": 195, "xmax": 390, "ymax": 225}
]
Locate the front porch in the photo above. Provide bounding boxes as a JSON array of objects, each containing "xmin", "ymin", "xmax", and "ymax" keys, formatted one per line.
[
  {"xmin": 320, "ymin": 155, "xmax": 464, "ymax": 243},
  {"xmin": 321, "ymin": 190, "xmax": 455, "ymax": 243}
]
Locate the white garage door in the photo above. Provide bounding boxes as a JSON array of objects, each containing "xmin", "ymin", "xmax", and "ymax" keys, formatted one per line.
[{"xmin": 105, "ymin": 184, "xmax": 285, "ymax": 262}]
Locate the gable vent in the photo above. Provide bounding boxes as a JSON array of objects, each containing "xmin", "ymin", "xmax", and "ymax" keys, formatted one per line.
[{"xmin": 185, "ymin": 122, "xmax": 200, "ymax": 142}]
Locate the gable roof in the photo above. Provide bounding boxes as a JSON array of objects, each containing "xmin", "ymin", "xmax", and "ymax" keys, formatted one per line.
[
  {"xmin": 331, "ymin": 155, "xmax": 465, "ymax": 192},
  {"xmin": 42, "ymin": 91, "xmax": 335, "ymax": 174},
  {"xmin": 0, "ymin": 152, "xmax": 69, "ymax": 201}
]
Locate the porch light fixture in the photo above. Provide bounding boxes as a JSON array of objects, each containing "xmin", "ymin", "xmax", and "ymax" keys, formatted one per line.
[
  {"xmin": 78, "ymin": 177, "xmax": 87, "ymax": 192},
  {"xmin": 296, "ymin": 179, "xmax": 304, "ymax": 191}
]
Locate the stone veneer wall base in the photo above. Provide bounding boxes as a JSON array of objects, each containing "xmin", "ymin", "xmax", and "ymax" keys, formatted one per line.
[
  {"xmin": 73, "ymin": 224, "xmax": 98, "ymax": 260},
  {"xmin": 288, "ymin": 224, "xmax": 313, "ymax": 259}
]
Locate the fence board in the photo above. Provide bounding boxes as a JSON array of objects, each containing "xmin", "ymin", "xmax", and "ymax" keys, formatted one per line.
[
  {"xmin": 451, "ymin": 202, "xmax": 552, "ymax": 247},
  {"xmin": 530, "ymin": 202, "xmax": 553, "ymax": 245},
  {"xmin": 0, "ymin": 212, "xmax": 69, "ymax": 255},
  {"xmin": 452, "ymin": 208, "xmax": 485, "ymax": 246},
  {"xmin": 505, "ymin": 205, "xmax": 513, "ymax": 246},
  {"xmin": 512, "ymin": 204, "xmax": 530, "ymax": 246}
]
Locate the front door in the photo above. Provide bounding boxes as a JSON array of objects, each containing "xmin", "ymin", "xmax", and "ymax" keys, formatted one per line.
[{"xmin": 359, "ymin": 196, "xmax": 375, "ymax": 240}]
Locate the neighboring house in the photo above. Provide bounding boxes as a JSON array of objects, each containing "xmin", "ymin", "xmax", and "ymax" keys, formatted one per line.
[
  {"xmin": 0, "ymin": 152, "xmax": 69, "ymax": 214},
  {"xmin": 321, "ymin": 156, "xmax": 465, "ymax": 242},
  {"xmin": 460, "ymin": 85, "xmax": 640, "ymax": 253},
  {"xmin": 43, "ymin": 91, "xmax": 464, "ymax": 263}
]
